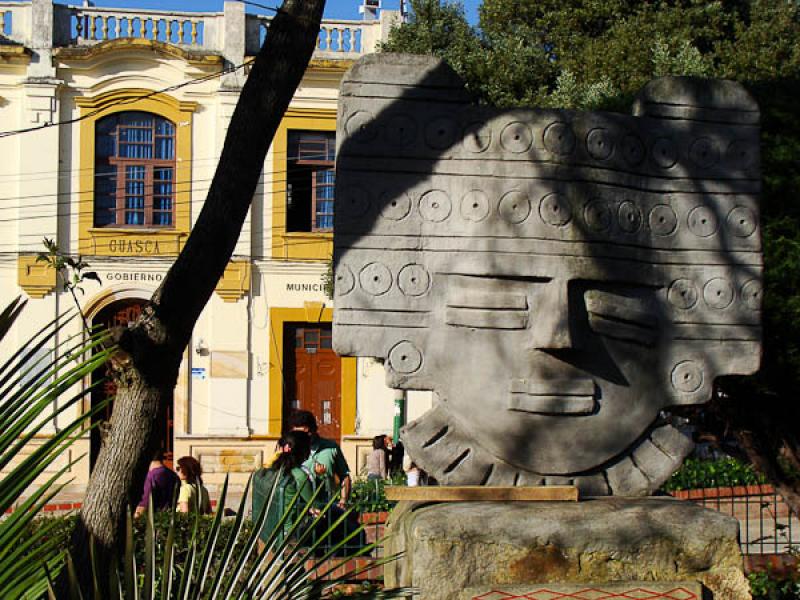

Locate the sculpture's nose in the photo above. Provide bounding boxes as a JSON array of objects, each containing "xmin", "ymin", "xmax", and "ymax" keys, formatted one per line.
[{"xmin": 531, "ymin": 279, "xmax": 575, "ymax": 350}]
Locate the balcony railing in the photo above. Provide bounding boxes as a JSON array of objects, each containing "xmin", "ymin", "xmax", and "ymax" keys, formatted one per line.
[
  {"xmin": 0, "ymin": 2, "xmax": 27, "ymax": 45},
  {"xmin": 33, "ymin": 2, "xmax": 394, "ymax": 58},
  {"xmin": 251, "ymin": 16, "xmax": 374, "ymax": 58},
  {"xmin": 63, "ymin": 6, "xmax": 220, "ymax": 49}
]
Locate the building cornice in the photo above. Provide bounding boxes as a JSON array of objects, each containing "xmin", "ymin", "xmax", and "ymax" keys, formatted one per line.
[
  {"xmin": 53, "ymin": 38, "xmax": 223, "ymax": 67},
  {"xmin": 0, "ymin": 44, "xmax": 32, "ymax": 65}
]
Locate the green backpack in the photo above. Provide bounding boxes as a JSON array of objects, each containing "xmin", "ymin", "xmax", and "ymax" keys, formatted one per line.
[{"xmin": 252, "ymin": 467, "xmax": 286, "ymax": 543}]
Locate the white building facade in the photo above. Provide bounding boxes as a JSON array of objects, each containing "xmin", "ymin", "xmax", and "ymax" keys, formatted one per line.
[{"xmin": 0, "ymin": 0, "xmax": 432, "ymax": 488}]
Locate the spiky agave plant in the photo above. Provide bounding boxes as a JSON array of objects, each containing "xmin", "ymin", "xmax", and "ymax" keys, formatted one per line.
[
  {"xmin": 0, "ymin": 296, "xmax": 115, "ymax": 599},
  {"xmin": 65, "ymin": 473, "xmax": 409, "ymax": 599}
]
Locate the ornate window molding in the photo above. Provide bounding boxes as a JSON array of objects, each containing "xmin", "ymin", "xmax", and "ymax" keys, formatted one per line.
[{"xmin": 76, "ymin": 89, "xmax": 197, "ymax": 257}]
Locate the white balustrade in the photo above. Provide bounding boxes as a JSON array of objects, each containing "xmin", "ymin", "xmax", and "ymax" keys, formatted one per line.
[
  {"xmin": 0, "ymin": 2, "xmax": 30, "ymax": 45},
  {"xmin": 67, "ymin": 6, "xmax": 220, "ymax": 49},
  {"xmin": 2, "ymin": 3, "xmax": 392, "ymax": 58},
  {"xmin": 253, "ymin": 16, "xmax": 381, "ymax": 57}
]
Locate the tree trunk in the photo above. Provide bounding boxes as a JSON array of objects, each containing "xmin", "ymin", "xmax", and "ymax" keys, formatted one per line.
[{"xmin": 68, "ymin": 0, "xmax": 326, "ymax": 592}]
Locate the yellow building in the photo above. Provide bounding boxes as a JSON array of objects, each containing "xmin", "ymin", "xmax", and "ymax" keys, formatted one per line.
[{"xmin": 0, "ymin": 0, "xmax": 431, "ymax": 490}]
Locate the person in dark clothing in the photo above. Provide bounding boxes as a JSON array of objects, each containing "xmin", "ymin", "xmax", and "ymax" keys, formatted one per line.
[
  {"xmin": 287, "ymin": 410, "xmax": 351, "ymax": 507},
  {"xmin": 135, "ymin": 448, "xmax": 179, "ymax": 517},
  {"xmin": 388, "ymin": 440, "xmax": 404, "ymax": 476}
]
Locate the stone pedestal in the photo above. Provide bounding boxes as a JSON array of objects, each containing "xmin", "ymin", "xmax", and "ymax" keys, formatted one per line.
[{"xmin": 384, "ymin": 498, "xmax": 750, "ymax": 599}]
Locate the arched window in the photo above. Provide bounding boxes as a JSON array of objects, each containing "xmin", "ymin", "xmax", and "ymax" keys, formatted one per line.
[{"xmin": 94, "ymin": 111, "xmax": 176, "ymax": 227}]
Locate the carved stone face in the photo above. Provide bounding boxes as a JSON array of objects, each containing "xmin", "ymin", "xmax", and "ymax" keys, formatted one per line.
[
  {"xmin": 425, "ymin": 269, "xmax": 744, "ymax": 476},
  {"xmin": 333, "ymin": 55, "xmax": 762, "ymax": 495}
]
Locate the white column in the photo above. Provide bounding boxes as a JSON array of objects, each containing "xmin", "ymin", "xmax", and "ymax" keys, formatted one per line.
[
  {"xmin": 221, "ymin": 0, "xmax": 246, "ymax": 89},
  {"xmin": 29, "ymin": 0, "xmax": 56, "ymax": 79}
]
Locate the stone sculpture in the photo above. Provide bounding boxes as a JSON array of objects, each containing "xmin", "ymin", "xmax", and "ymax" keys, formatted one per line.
[{"xmin": 332, "ymin": 54, "xmax": 762, "ymax": 496}]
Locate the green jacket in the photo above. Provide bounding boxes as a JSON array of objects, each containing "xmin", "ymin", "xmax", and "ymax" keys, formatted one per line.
[
  {"xmin": 302, "ymin": 437, "xmax": 350, "ymax": 502},
  {"xmin": 252, "ymin": 466, "xmax": 315, "ymax": 543}
]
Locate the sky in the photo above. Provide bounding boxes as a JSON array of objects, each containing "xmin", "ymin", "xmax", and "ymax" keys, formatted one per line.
[{"xmin": 27, "ymin": 0, "xmax": 481, "ymax": 25}]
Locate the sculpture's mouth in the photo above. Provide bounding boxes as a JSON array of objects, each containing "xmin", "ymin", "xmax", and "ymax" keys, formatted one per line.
[{"xmin": 508, "ymin": 378, "xmax": 596, "ymax": 415}]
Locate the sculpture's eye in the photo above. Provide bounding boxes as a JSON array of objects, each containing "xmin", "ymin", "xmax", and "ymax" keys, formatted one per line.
[
  {"xmin": 584, "ymin": 289, "xmax": 658, "ymax": 346},
  {"xmin": 445, "ymin": 292, "xmax": 529, "ymax": 330}
]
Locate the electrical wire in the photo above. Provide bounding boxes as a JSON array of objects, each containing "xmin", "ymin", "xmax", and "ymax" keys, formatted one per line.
[
  {"xmin": 0, "ymin": 157, "xmax": 333, "ymax": 207},
  {"xmin": 235, "ymin": 0, "xmax": 282, "ymax": 13}
]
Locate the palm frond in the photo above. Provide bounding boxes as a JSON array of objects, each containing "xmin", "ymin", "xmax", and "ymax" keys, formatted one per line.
[{"xmin": 0, "ymin": 299, "xmax": 113, "ymax": 598}]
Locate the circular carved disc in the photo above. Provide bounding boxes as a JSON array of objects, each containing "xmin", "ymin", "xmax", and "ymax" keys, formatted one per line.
[
  {"xmin": 461, "ymin": 190, "xmax": 491, "ymax": 222},
  {"xmin": 339, "ymin": 186, "xmax": 371, "ymax": 221},
  {"xmin": 586, "ymin": 128, "xmax": 614, "ymax": 160},
  {"xmin": 379, "ymin": 192, "xmax": 411, "ymax": 221},
  {"xmin": 359, "ymin": 263, "xmax": 393, "ymax": 296},
  {"xmin": 727, "ymin": 206, "xmax": 757, "ymax": 238},
  {"xmin": 398, "ymin": 264, "xmax": 431, "ymax": 296},
  {"xmin": 687, "ymin": 206, "xmax": 718, "ymax": 237},
  {"xmin": 424, "ymin": 116, "xmax": 458, "ymax": 149},
  {"xmin": 500, "ymin": 121, "xmax": 533, "ymax": 153},
  {"xmin": 618, "ymin": 201, "xmax": 642, "ymax": 233},
  {"xmin": 335, "ymin": 265, "xmax": 355, "ymax": 296},
  {"xmin": 539, "ymin": 193, "xmax": 572, "ymax": 227},
  {"xmin": 740, "ymin": 280, "xmax": 762, "ymax": 311},
  {"xmin": 671, "ymin": 360, "xmax": 704, "ymax": 393},
  {"xmin": 389, "ymin": 341, "xmax": 423, "ymax": 374},
  {"xmin": 419, "ymin": 190, "xmax": 452, "ymax": 222},
  {"xmin": 498, "ymin": 191, "xmax": 531, "ymax": 224},
  {"xmin": 689, "ymin": 137, "xmax": 719, "ymax": 168},
  {"xmin": 652, "ymin": 137, "xmax": 678, "ymax": 169},
  {"xmin": 584, "ymin": 200, "xmax": 612, "ymax": 232},
  {"xmin": 727, "ymin": 140, "xmax": 756, "ymax": 170},
  {"xmin": 385, "ymin": 113, "xmax": 417, "ymax": 147},
  {"xmin": 648, "ymin": 204, "xmax": 677, "ymax": 236},
  {"xmin": 668, "ymin": 279, "xmax": 698, "ymax": 309},
  {"xmin": 344, "ymin": 110, "xmax": 376, "ymax": 143},
  {"xmin": 703, "ymin": 277, "xmax": 734, "ymax": 309},
  {"xmin": 463, "ymin": 123, "xmax": 492, "ymax": 153},
  {"xmin": 621, "ymin": 135, "xmax": 645, "ymax": 166},
  {"xmin": 543, "ymin": 121, "xmax": 576, "ymax": 155}
]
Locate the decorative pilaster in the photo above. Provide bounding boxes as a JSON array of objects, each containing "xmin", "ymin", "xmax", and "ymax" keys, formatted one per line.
[
  {"xmin": 215, "ymin": 260, "xmax": 251, "ymax": 302},
  {"xmin": 18, "ymin": 255, "xmax": 57, "ymax": 299}
]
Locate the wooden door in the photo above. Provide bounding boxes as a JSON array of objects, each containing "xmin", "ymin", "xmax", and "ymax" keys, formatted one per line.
[
  {"xmin": 90, "ymin": 300, "xmax": 174, "ymax": 467},
  {"xmin": 284, "ymin": 324, "xmax": 342, "ymax": 441}
]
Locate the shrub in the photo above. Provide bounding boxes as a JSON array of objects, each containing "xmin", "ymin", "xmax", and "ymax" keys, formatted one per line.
[
  {"xmin": 347, "ymin": 475, "xmax": 403, "ymax": 514},
  {"xmin": 29, "ymin": 512, "xmax": 251, "ymax": 579},
  {"xmin": 663, "ymin": 457, "xmax": 767, "ymax": 492},
  {"xmin": 749, "ymin": 570, "xmax": 800, "ymax": 599}
]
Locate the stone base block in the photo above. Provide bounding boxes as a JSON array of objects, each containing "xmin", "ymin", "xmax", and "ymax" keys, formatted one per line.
[{"xmin": 384, "ymin": 497, "xmax": 750, "ymax": 599}]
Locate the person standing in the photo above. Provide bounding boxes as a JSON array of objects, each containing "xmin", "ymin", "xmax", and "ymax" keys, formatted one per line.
[
  {"xmin": 402, "ymin": 453, "xmax": 426, "ymax": 487},
  {"xmin": 176, "ymin": 455, "xmax": 212, "ymax": 514},
  {"xmin": 388, "ymin": 439, "xmax": 404, "ymax": 477},
  {"xmin": 252, "ymin": 430, "xmax": 317, "ymax": 548},
  {"xmin": 367, "ymin": 435, "xmax": 388, "ymax": 480},
  {"xmin": 287, "ymin": 410, "xmax": 351, "ymax": 507},
  {"xmin": 135, "ymin": 448, "xmax": 179, "ymax": 517}
]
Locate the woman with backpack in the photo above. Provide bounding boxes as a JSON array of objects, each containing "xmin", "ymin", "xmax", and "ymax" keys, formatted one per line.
[{"xmin": 252, "ymin": 430, "xmax": 316, "ymax": 548}]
